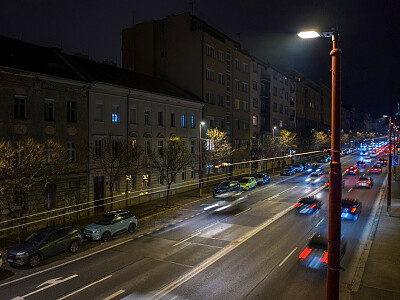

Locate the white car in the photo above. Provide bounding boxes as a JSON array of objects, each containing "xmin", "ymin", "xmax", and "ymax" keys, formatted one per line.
[
  {"xmin": 305, "ymin": 172, "xmax": 325, "ymax": 185},
  {"xmin": 363, "ymin": 156, "xmax": 372, "ymax": 163}
]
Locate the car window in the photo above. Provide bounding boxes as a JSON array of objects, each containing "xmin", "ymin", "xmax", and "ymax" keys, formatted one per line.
[
  {"xmin": 26, "ymin": 232, "xmax": 47, "ymax": 244},
  {"xmin": 112, "ymin": 215, "xmax": 123, "ymax": 223},
  {"xmin": 46, "ymin": 232, "xmax": 57, "ymax": 243},
  {"xmin": 95, "ymin": 213, "xmax": 114, "ymax": 225},
  {"xmin": 56, "ymin": 228, "xmax": 72, "ymax": 239},
  {"xmin": 121, "ymin": 212, "xmax": 133, "ymax": 220}
]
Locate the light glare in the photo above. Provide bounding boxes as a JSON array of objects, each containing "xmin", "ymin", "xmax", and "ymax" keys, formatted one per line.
[{"xmin": 297, "ymin": 31, "xmax": 321, "ymax": 39}]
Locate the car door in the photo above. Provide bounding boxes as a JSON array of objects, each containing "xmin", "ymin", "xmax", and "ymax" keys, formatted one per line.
[
  {"xmin": 110, "ymin": 214, "xmax": 125, "ymax": 235},
  {"xmin": 39, "ymin": 232, "xmax": 58, "ymax": 259},
  {"xmin": 55, "ymin": 228, "xmax": 72, "ymax": 253}
]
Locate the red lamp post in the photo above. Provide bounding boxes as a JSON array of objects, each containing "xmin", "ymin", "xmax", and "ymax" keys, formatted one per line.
[
  {"xmin": 384, "ymin": 115, "xmax": 392, "ymax": 216},
  {"xmin": 298, "ymin": 27, "xmax": 342, "ymax": 300}
]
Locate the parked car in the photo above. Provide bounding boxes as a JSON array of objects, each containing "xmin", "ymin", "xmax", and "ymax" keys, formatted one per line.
[
  {"xmin": 341, "ymin": 198, "xmax": 362, "ymax": 221},
  {"xmin": 294, "ymin": 196, "xmax": 322, "ymax": 215},
  {"xmin": 292, "ymin": 164, "xmax": 304, "ymax": 172},
  {"xmin": 239, "ymin": 177, "xmax": 257, "ymax": 190},
  {"xmin": 84, "ymin": 210, "xmax": 138, "ymax": 242},
  {"xmin": 7, "ymin": 225, "xmax": 82, "ymax": 267},
  {"xmin": 370, "ymin": 164, "xmax": 382, "ymax": 174},
  {"xmin": 254, "ymin": 173, "xmax": 271, "ymax": 185},
  {"xmin": 299, "ymin": 161, "xmax": 310, "ymax": 170},
  {"xmin": 213, "ymin": 180, "xmax": 242, "ymax": 196},
  {"xmin": 356, "ymin": 176, "xmax": 374, "ymax": 189},
  {"xmin": 280, "ymin": 166, "xmax": 295, "ymax": 176}
]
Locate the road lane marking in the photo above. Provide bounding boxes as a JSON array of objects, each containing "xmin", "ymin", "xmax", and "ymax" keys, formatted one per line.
[
  {"xmin": 234, "ymin": 208, "xmax": 251, "ymax": 216},
  {"xmin": 263, "ymin": 186, "xmax": 297, "ymax": 201},
  {"xmin": 315, "ymin": 217, "xmax": 325, "ymax": 228},
  {"xmin": 173, "ymin": 231, "xmax": 202, "ymax": 247},
  {"xmin": 103, "ymin": 290, "xmax": 125, "ymax": 300},
  {"xmin": 58, "ymin": 275, "xmax": 112, "ymax": 300},
  {"xmin": 278, "ymin": 247, "xmax": 297, "ymax": 267},
  {"xmin": 11, "ymin": 274, "xmax": 78, "ymax": 300}
]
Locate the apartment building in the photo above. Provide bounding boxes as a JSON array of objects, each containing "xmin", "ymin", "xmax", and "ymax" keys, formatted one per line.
[{"xmin": 122, "ymin": 12, "xmax": 252, "ymax": 149}]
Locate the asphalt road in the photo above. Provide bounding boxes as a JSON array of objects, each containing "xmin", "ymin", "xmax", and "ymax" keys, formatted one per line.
[{"xmin": 0, "ymin": 152, "xmax": 387, "ymax": 300}]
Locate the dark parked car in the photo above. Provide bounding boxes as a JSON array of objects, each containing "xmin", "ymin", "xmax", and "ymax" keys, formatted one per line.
[
  {"xmin": 341, "ymin": 198, "xmax": 362, "ymax": 221},
  {"xmin": 7, "ymin": 225, "xmax": 82, "ymax": 267},
  {"xmin": 299, "ymin": 232, "xmax": 346, "ymax": 270},
  {"xmin": 292, "ymin": 164, "xmax": 304, "ymax": 172},
  {"xmin": 213, "ymin": 180, "xmax": 242, "ymax": 196},
  {"xmin": 254, "ymin": 173, "xmax": 271, "ymax": 185},
  {"xmin": 84, "ymin": 210, "xmax": 138, "ymax": 242},
  {"xmin": 280, "ymin": 166, "xmax": 295, "ymax": 176},
  {"xmin": 294, "ymin": 196, "xmax": 322, "ymax": 215}
]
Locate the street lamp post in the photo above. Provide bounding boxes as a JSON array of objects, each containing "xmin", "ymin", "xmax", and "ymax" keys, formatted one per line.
[
  {"xmin": 383, "ymin": 115, "xmax": 392, "ymax": 216},
  {"xmin": 272, "ymin": 126, "xmax": 277, "ymax": 174},
  {"xmin": 299, "ymin": 27, "xmax": 342, "ymax": 300},
  {"xmin": 199, "ymin": 121, "xmax": 205, "ymax": 197}
]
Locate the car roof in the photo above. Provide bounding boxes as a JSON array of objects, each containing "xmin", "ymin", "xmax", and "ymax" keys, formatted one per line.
[
  {"xmin": 299, "ymin": 196, "xmax": 317, "ymax": 203},
  {"xmin": 309, "ymin": 233, "xmax": 328, "ymax": 248},
  {"xmin": 341, "ymin": 198, "xmax": 359, "ymax": 206},
  {"xmin": 36, "ymin": 225, "xmax": 73, "ymax": 235}
]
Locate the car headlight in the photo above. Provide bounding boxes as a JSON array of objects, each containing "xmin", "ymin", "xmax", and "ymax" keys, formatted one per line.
[
  {"xmin": 305, "ymin": 178, "xmax": 311, "ymax": 182},
  {"xmin": 307, "ymin": 168, "xmax": 312, "ymax": 172}
]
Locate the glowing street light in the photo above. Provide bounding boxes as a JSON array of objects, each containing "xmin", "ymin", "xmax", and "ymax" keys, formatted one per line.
[{"xmin": 199, "ymin": 121, "xmax": 205, "ymax": 196}]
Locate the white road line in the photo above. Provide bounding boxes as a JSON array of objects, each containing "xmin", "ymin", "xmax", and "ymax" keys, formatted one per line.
[
  {"xmin": 173, "ymin": 232, "xmax": 202, "ymax": 247},
  {"xmin": 234, "ymin": 208, "xmax": 251, "ymax": 216},
  {"xmin": 0, "ymin": 239, "xmax": 131, "ymax": 288},
  {"xmin": 264, "ymin": 186, "xmax": 297, "ymax": 201},
  {"xmin": 58, "ymin": 275, "xmax": 112, "ymax": 300},
  {"xmin": 315, "ymin": 217, "xmax": 325, "ymax": 228},
  {"xmin": 278, "ymin": 247, "xmax": 298, "ymax": 267},
  {"xmin": 102, "ymin": 289, "xmax": 125, "ymax": 300}
]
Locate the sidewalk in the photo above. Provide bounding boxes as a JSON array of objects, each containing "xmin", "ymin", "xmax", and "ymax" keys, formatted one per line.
[{"xmin": 351, "ymin": 176, "xmax": 400, "ymax": 299}]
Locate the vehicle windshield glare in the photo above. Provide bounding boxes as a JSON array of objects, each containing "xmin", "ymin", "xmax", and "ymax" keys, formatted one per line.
[
  {"xmin": 95, "ymin": 214, "xmax": 114, "ymax": 225},
  {"xmin": 26, "ymin": 232, "xmax": 47, "ymax": 244}
]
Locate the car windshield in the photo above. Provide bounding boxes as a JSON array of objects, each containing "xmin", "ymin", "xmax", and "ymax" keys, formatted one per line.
[
  {"xmin": 240, "ymin": 179, "xmax": 250, "ymax": 184},
  {"xmin": 26, "ymin": 232, "xmax": 47, "ymax": 244},
  {"xmin": 359, "ymin": 177, "xmax": 369, "ymax": 181},
  {"xmin": 310, "ymin": 174, "xmax": 319, "ymax": 178},
  {"xmin": 95, "ymin": 214, "xmax": 114, "ymax": 225},
  {"xmin": 217, "ymin": 181, "xmax": 230, "ymax": 188}
]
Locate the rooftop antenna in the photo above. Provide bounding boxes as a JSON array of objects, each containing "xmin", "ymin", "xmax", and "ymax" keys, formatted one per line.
[{"xmin": 189, "ymin": 1, "xmax": 195, "ymax": 15}]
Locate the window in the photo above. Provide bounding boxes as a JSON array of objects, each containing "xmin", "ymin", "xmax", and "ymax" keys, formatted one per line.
[
  {"xmin": 253, "ymin": 97, "xmax": 258, "ymax": 108},
  {"xmin": 67, "ymin": 141, "xmax": 77, "ymax": 162},
  {"xmin": 206, "ymin": 69, "xmax": 215, "ymax": 81},
  {"xmin": 95, "ymin": 140, "xmax": 102, "ymax": 158},
  {"xmin": 290, "ymin": 97, "xmax": 295, "ymax": 107},
  {"xmin": 144, "ymin": 110, "xmax": 150, "ymax": 125},
  {"xmin": 130, "ymin": 139, "xmax": 137, "ymax": 154},
  {"xmin": 191, "ymin": 140, "xmax": 195, "ymax": 153},
  {"xmin": 44, "ymin": 143, "xmax": 53, "ymax": 164},
  {"xmin": 243, "ymin": 101, "xmax": 249, "ymax": 111},
  {"xmin": 158, "ymin": 174, "xmax": 164, "ymax": 185},
  {"xmin": 190, "ymin": 115, "xmax": 195, "ymax": 128},
  {"xmin": 191, "ymin": 168, "xmax": 195, "ymax": 179},
  {"xmin": 218, "ymin": 73, "xmax": 224, "ymax": 84},
  {"xmin": 252, "ymin": 81, "xmax": 258, "ymax": 91},
  {"xmin": 170, "ymin": 113, "xmax": 175, "ymax": 127},
  {"xmin": 252, "ymin": 115, "xmax": 258, "ymax": 126},
  {"xmin": 157, "ymin": 140, "xmax": 163, "ymax": 155},
  {"xmin": 279, "ymin": 104, "xmax": 283, "ymax": 114},
  {"xmin": 67, "ymin": 101, "xmax": 77, "ymax": 122},
  {"xmin": 218, "ymin": 95, "xmax": 224, "ymax": 107},
  {"xmin": 279, "ymin": 88, "xmax": 283, "ymax": 98},
  {"xmin": 209, "ymin": 119, "xmax": 214, "ymax": 128},
  {"xmin": 285, "ymin": 106, "xmax": 288, "ymax": 115},
  {"xmin": 206, "ymin": 45, "xmax": 215, "ymax": 58},
  {"xmin": 44, "ymin": 99, "xmax": 55, "ymax": 121},
  {"xmin": 14, "ymin": 96, "xmax": 26, "ymax": 119},
  {"xmin": 273, "ymin": 87, "xmax": 277, "ymax": 96},
  {"xmin": 273, "ymin": 102, "xmax": 277, "ymax": 112},
  {"xmin": 218, "ymin": 51, "xmax": 225, "ymax": 62},
  {"xmin": 129, "ymin": 108, "xmax": 136, "ymax": 124},
  {"xmin": 242, "ymin": 120, "xmax": 249, "ymax": 130},
  {"xmin": 242, "ymin": 63, "xmax": 249, "ymax": 73},
  {"xmin": 261, "ymin": 83, "xmax": 266, "ymax": 92},
  {"xmin": 234, "ymin": 99, "xmax": 240, "ymax": 110},
  {"xmin": 95, "ymin": 104, "xmax": 104, "ymax": 122},
  {"xmin": 242, "ymin": 82, "xmax": 249, "ymax": 93},
  {"xmin": 285, "ymin": 92, "xmax": 288, "ymax": 100},
  {"xmin": 253, "ymin": 63, "xmax": 258, "ymax": 73},
  {"xmin": 111, "ymin": 140, "xmax": 119, "ymax": 157},
  {"xmin": 235, "ymin": 119, "xmax": 240, "ymax": 129},
  {"xmin": 112, "ymin": 181, "xmax": 119, "ymax": 192},
  {"xmin": 234, "ymin": 140, "xmax": 240, "ymax": 149},
  {"xmin": 111, "ymin": 105, "xmax": 120, "ymax": 123},
  {"xmin": 206, "ymin": 93, "xmax": 215, "ymax": 104},
  {"xmin": 235, "ymin": 59, "xmax": 240, "ymax": 70},
  {"xmin": 235, "ymin": 79, "xmax": 240, "ymax": 90},
  {"xmin": 158, "ymin": 111, "xmax": 163, "ymax": 126},
  {"xmin": 219, "ymin": 119, "xmax": 224, "ymax": 128},
  {"xmin": 145, "ymin": 140, "xmax": 151, "ymax": 156},
  {"xmin": 181, "ymin": 114, "xmax": 186, "ymax": 128},
  {"xmin": 182, "ymin": 168, "xmax": 186, "ymax": 180}
]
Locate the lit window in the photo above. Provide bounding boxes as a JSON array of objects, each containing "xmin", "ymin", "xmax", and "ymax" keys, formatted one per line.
[
  {"xmin": 191, "ymin": 115, "xmax": 195, "ymax": 128},
  {"xmin": 181, "ymin": 115, "xmax": 186, "ymax": 128},
  {"xmin": 112, "ymin": 105, "xmax": 120, "ymax": 123}
]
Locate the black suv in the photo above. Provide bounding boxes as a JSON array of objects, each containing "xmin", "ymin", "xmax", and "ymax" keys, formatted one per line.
[{"xmin": 7, "ymin": 225, "xmax": 82, "ymax": 267}]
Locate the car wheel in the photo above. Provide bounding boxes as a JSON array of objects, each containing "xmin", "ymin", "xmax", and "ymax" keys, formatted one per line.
[
  {"xmin": 128, "ymin": 223, "xmax": 136, "ymax": 233},
  {"xmin": 28, "ymin": 254, "xmax": 41, "ymax": 267},
  {"xmin": 353, "ymin": 214, "xmax": 359, "ymax": 221},
  {"xmin": 102, "ymin": 231, "xmax": 111, "ymax": 242},
  {"xmin": 69, "ymin": 240, "xmax": 80, "ymax": 253}
]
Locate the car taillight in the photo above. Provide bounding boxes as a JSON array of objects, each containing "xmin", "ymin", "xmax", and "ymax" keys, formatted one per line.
[
  {"xmin": 299, "ymin": 247, "xmax": 312, "ymax": 259},
  {"xmin": 346, "ymin": 169, "xmax": 349, "ymax": 171},
  {"xmin": 320, "ymin": 251, "xmax": 328, "ymax": 263},
  {"xmin": 357, "ymin": 180, "xmax": 361, "ymax": 183},
  {"xmin": 367, "ymin": 181, "xmax": 371, "ymax": 184},
  {"xmin": 309, "ymin": 204, "xmax": 317, "ymax": 210},
  {"xmin": 294, "ymin": 202, "xmax": 301, "ymax": 208},
  {"xmin": 350, "ymin": 207, "xmax": 357, "ymax": 213}
]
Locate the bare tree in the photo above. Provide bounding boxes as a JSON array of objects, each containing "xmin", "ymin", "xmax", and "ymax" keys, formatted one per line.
[
  {"xmin": 148, "ymin": 138, "xmax": 192, "ymax": 206},
  {"xmin": 0, "ymin": 137, "xmax": 68, "ymax": 241},
  {"xmin": 202, "ymin": 128, "xmax": 233, "ymax": 188},
  {"xmin": 90, "ymin": 136, "xmax": 143, "ymax": 210}
]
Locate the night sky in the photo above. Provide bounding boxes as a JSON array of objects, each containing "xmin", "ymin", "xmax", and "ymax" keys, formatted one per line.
[{"xmin": 1, "ymin": 0, "xmax": 399, "ymax": 118}]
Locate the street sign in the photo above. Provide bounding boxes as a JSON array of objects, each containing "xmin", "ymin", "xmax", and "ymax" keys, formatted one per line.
[{"xmin": 393, "ymin": 155, "xmax": 399, "ymax": 166}]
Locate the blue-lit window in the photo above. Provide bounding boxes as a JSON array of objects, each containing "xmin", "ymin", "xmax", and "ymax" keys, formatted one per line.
[
  {"xmin": 190, "ymin": 115, "xmax": 194, "ymax": 128},
  {"xmin": 111, "ymin": 105, "xmax": 120, "ymax": 123},
  {"xmin": 181, "ymin": 114, "xmax": 186, "ymax": 128}
]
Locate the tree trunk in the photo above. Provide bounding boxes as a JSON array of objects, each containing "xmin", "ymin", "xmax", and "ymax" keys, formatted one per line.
[
  {"xmin": 109, "ymin": 184, "xmax": 114, "ymax": 211},
  {"xmin": 166, "ymin": 184, "xmax": 171, "ymax": 206}
]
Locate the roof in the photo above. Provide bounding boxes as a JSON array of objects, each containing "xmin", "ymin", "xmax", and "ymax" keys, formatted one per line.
[
  {"xmin": 64, "ymin": 54, "xmax": 202, "ymax": 103},
  {"xmin": 0, "ymin": 35, "xmax": 87, "ymax": 82}
]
